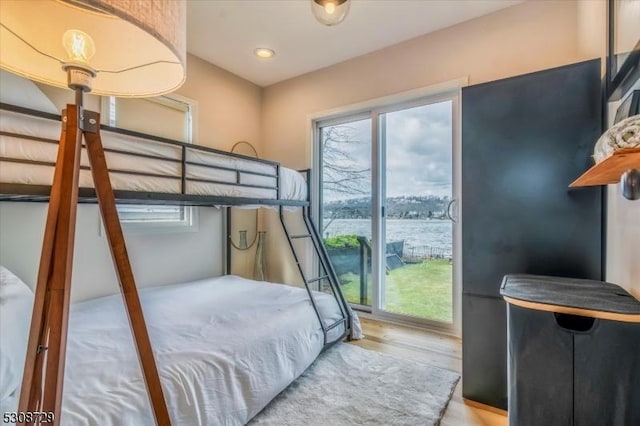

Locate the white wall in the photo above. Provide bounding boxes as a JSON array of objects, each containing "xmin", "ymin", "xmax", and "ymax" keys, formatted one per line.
[
  {"xmin": 607, "ymin": 190, "xmax": 640, "ymax": 298},
  {"xmin": 260, "ymin": 0, "xmax": 602, "ymax": 284},
  {"xmin": 0, "ymin": 53, "xmax": 264, "ymax": 300},
  {"xmin": 35, "ymin": 54, "xmax": 264, "ymax": 153},
  {"xmin": 3, "ymin": 0, "xmax": 635, "ymax": 298},
  {"xmin": 0, "ymin": 203, "xmax": 222, "ymax": 302},
  {"xmin": 177, "ymin": 54, "xmax": 263, "ymax": 154},
  {"xmin": 606, "ymin": 80, "xmax": 640, "ymax": 298},
  {"xmin": 575, "ymin": 1, "xmax": 639, "ymax": 297}
]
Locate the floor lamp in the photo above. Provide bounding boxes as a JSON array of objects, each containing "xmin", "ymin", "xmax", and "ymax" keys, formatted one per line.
[{"xmin": 0, "ymin": 1, "xmax": 186, "ymax": 424}]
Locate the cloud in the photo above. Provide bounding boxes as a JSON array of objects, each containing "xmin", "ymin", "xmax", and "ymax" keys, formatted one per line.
[
  {"xmin": 322, "ymin": 100, "xmax": 453, "ymax": 200},
  {"xmin": 384, "ymin": 101, "xmax": 453, "ymax": 197}
]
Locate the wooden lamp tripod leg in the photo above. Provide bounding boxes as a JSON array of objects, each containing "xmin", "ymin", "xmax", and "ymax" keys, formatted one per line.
[
  {"xmin": 83, "ymin": 112, "xmax": 171, "ymax": 426},
  {"xmin": 18, "ymin": 105, "xmax": 82, "ymax": 425},
  {"xmin": 18, "ymin": 106, "xmax": 170, "ymax": 426}
]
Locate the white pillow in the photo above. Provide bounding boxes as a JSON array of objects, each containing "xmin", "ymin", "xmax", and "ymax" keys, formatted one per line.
[{"xmin": 0, "ymin": 266, "xmax": 34, "ymax": 403}]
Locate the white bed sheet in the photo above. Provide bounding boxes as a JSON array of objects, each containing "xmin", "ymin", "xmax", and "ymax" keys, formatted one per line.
[
  {"xmin": 0, "ymin": 110, "xmax": 307, "ymax": 202},
  {"xmin": 41, "ymin": 275, "xmax": 354, "ymax": 426}
]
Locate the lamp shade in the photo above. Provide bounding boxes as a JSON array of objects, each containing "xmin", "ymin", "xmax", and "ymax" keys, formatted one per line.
[{"xmin": 0, "ymin": 0, "xmax": 186, "ymax": 97}]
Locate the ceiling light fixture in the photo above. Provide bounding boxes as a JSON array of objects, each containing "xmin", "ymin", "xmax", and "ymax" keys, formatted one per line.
[
  {"xmin": 255, "ymin": 47, "xmax": 275, "ymax": 59},
  {"xmin": 311, "ymin": 0, "xmax": 351, "ymax": 26}
]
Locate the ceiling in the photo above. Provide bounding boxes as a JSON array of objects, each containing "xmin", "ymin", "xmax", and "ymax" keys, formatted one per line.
[{"xmin": 187, "ymin": 0, "xmax": 522, "ymax": 87}]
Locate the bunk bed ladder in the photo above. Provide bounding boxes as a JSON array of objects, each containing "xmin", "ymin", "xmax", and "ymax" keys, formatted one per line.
[
  {"xmin": 302, "ymin": 205, "xmax": 351, "ymax": 338},
  {"xmin": 278, "ymin": 205, "xmax": 351, "ymax": 346}
]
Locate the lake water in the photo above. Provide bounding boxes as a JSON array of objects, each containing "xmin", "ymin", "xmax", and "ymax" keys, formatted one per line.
[{"xmin": 323, "ymin": 218, "xmax": 452, "ymax": 254}]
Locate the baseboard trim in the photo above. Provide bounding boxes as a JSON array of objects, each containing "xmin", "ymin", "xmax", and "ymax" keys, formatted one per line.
[
  {"xmin": 463, "ymin": 398, "xmax": 508, "ymax": 417},
  {"xmin": 355, "ymin": 311, "xmax": 460, "ymax": 338}
]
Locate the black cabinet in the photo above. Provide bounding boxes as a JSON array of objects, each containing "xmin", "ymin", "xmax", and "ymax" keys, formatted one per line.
[
  {"xmin": 573, "ymin": 319, "xmax": 640, "ymax": 425},
  {"xmin": 461, "ymin": 59, "xmax": 603, "ymax": 409},
  {"xmin": 461, "ymin": 295, "xmax": 508, "ymax": 409},
  {"xmin": 504, "ymin": 303, "xmax": 574, "ymax": 424},
  {"xmin": 501, "ymin": 274, "xmax": 640, "ymax": 426}
]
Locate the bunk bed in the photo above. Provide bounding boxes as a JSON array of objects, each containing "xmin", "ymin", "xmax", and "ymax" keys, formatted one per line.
[
  {"xmin": 0, "ymin": 103, "xmax": 307, "ymax": 206},
  {"xmin": 0, "ymin": 102, "xmax": 360, "ymax": 425}
]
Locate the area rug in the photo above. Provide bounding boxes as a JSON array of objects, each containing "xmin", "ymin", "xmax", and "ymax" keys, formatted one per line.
[{"xmin": 250, "ymin": 343, "xmax": 460, "ymax": 426}]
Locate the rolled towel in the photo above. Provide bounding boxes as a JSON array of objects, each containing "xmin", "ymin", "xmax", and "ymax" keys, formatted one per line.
[{"xmin": 593, "ymin": 115, "xmax": 640, "ymax": 163}]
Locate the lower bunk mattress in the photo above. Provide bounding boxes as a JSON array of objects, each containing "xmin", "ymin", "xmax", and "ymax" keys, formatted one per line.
[{"xmin": 12, "ymin": 275, "xmax": 355, "ymax": 425}]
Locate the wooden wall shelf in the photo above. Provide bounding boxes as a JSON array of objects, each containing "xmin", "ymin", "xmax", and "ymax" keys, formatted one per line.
[{"xmin": 570, "ymin": 148, "xmax": 640, "ymax": 187}]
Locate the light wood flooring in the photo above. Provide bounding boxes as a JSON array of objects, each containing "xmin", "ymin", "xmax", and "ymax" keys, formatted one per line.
[{"xmin": 348, "ymin": 317, "xmax": 507, "ymax": 426}]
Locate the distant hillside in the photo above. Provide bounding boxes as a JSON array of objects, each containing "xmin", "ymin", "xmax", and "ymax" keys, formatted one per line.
[{"xmin": 324, "ymin": 195, "xmax": 451, "ymax": 219}]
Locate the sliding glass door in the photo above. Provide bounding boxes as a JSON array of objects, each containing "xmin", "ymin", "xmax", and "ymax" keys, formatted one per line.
[
  {"xmin": 317, "ymin": 92, "xmax": 460, "ymax": 331},
  {"xmin": 380, "ymin": 100, "xmax": 454, "ymax": 323},
  {"xmin": 319, "ymin": 115, "xmax": 372, "ymax": 309}
]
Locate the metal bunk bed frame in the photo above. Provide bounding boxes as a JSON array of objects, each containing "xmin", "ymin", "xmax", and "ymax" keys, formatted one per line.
[{"xmin": 0, "ymin": 102, "xmax": 351, "ymax": 346}]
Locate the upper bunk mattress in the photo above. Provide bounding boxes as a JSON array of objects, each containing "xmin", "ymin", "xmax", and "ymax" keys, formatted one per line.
[
  {"xmin": 0, "ymin": 109, "xmax": 307, "ymax": 202},
  {"xmin": 2, "ymin": 275, "xmax": 350, "ymax": 425}
]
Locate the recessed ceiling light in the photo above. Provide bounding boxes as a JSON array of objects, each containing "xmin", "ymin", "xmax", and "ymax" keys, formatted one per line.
[{"xmin": 254, "ymin": 48, "xmax": 275, "ymax": 59}]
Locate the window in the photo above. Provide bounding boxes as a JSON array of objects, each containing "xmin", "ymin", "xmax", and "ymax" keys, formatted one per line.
[
  {"xmin": 314, "ymin": 84, "xmax": 462, "ymax": 333},
  {"xmin": 103, "ymin": 94, "xmax": 197, "ymax": 231},
  {"xmin": 117, "ymin": 203, "xmax": 196, "ymax": 229}
]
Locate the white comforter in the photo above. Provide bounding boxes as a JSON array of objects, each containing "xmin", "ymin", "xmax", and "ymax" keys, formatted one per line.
[{"xmin": 55, "ymin": 275, "xmax": 355, "ymax": 425}]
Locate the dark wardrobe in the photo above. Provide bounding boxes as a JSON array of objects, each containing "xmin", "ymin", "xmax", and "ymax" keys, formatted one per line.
[{"xmin": 461, "ymin": 59, "xmax": 603, "ymax": 409}]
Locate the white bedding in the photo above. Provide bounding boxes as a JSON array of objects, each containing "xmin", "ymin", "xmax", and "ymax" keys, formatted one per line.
[
  {"xmin": 0, "ymin": 109, "xmax": 307, "ymax": 202},
  {"xmin": 25, "ymin": 275, "xmax": 355, "ymax": 426}
]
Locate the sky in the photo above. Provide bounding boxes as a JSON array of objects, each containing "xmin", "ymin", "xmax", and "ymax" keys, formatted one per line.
[{"xmin": 322, "ymin": 100, "xmax": 452, "ymax": 201}]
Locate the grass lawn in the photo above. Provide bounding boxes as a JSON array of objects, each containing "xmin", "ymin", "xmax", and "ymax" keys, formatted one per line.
[{"xmin": 339, "ymin": 259, "xmax": 452, "ymax": 323}]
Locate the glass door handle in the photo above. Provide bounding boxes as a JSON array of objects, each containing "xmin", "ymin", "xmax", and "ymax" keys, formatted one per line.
[{"xmin": 446, "ymin": 199, "xmax": 457, "ymax": 223}]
